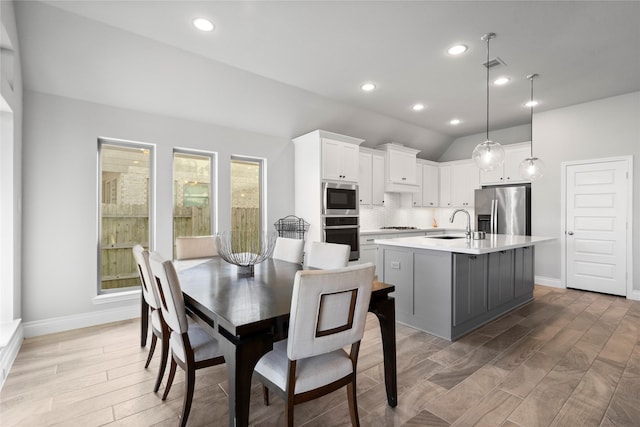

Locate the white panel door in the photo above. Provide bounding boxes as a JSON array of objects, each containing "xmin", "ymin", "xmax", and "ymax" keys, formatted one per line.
[{"xmin": 565, "ymin": 160, "xmax": 629, "ymax": 296}]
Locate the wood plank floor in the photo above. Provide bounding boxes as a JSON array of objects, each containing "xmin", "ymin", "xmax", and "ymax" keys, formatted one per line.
[{"xmin": 1, "ymin": 285, "xmax": 639, "ymax": 426}]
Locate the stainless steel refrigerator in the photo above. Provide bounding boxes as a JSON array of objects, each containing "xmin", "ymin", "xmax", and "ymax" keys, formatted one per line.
[{"xmin": 475, "ymin": 185, "xmax": 531, "ymax": 235}]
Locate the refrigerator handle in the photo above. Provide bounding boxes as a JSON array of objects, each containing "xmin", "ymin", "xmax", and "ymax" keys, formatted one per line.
[
  {"xmin": 492, "ymin": 199, "xmax": 498, "ymax": 234},
  {"xmin": 490, "ymin": 199, "xmax": 495, "ymax": 234}
]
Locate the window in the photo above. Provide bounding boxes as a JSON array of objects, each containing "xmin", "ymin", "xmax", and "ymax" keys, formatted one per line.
[
  {"xmin": 230, "ymin": 157, "xmax": 264, "ymax": 248},
  {"xmin": 98, "ymin": 139, "xmax": 153, "ymax": 293},
  {"xmin": 173, "ymin": 150, "xmax": 216, "ymax": 257}
]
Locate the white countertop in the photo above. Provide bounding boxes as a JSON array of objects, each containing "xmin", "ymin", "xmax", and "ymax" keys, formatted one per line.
[
  {"xmin": 361, "ymin": 228, "xmax": 462, "ymax": 235},
  {"xmin": 374, "ymin": 234, "xmax": 555, "ymax": 254}
]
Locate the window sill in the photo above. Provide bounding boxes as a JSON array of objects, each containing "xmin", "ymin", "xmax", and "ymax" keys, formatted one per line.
[{"xmin": 92, "ymin": 289, "xmax": 140, "ymax": 305}]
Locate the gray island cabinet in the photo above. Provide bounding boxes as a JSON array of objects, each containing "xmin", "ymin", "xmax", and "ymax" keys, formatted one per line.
[{"xmin": 375, "ymin": 234, "xmax": 551, "ymax": 340}]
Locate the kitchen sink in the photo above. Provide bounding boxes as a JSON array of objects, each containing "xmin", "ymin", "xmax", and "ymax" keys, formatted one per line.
[{"xmin": 426, "ymin": 235, "xmax": 466, "ymax": 240}]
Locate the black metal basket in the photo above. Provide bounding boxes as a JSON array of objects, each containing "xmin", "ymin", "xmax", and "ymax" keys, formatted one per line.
[{"xmin": 274, "ymin": 215, "xmax": 309, "ymax": 240}]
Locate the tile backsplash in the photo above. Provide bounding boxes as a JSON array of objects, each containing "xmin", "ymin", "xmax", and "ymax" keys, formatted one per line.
[{"xmin": 360, "ymin": 192, "xmax": 473, "ymax": 231}]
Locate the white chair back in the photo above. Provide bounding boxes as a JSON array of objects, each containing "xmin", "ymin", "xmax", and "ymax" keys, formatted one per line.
[
  {"xmin": 148, "ymin": 252, "xmax": 189, "ymax": 335},
  {"xmin": 305, "ymin": 241, "xmax": 350, "ymax": 269},
  {"xmin": 175, "ymin": 235, "xmax": 217, "ymax": 260},
  {"xmin": 272, "ymin": 237, "xmax": 305, "ymax": 264},
  {"xmin": 287, "ymin": 263, "xmax": 374, "ymax": 360},
  {"xmin": 132, "ymin": 244, "xmax": 160, "ymax": 309}
]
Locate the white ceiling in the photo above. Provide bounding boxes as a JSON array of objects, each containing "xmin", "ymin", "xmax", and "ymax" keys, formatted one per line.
[{"xmin": 14, "ymin": 1, "xmax": 640, "ymax": 158}]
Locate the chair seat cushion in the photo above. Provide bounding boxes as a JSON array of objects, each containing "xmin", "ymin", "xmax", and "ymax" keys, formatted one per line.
[
  {"xmin": 254, "ymin": 340, "xmax": 353, "ymax": 394},
  {"xmin": 170, "ymin": 323, "xmax": 222, "ymax": 363}
]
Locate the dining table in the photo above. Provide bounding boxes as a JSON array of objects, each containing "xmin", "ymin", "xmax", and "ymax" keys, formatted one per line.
[{"xmin": 165, "ymin": 256, "xmax": 397, "ymax": 427}]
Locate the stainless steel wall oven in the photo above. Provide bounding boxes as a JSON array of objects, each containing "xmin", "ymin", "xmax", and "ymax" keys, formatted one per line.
[{"xmin": 323, "ymin": 216, "xmax": 360, "ymax": 261}]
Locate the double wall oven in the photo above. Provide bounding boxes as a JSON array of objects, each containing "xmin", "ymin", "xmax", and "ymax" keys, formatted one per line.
[{"xmin": 322, "ymin": 182, "xmax": 359, "ymax": 261}]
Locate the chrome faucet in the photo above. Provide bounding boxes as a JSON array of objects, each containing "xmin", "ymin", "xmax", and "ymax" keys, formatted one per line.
[{"xmin": 450, "ymin": 209, "xmax": 472, "ymax": 240}]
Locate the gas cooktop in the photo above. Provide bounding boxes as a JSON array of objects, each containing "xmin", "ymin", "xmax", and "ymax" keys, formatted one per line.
[{"xmin": 380, "ymin": 226, "xmax": 418, "ymax": 230}]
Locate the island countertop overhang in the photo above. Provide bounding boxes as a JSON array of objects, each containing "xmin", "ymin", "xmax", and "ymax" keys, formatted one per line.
[{"xmin": 374, "ymin": 234, "xmax": 555, "ymax": 255}]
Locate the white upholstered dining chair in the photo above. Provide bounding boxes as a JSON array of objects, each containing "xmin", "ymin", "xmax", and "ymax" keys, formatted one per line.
[
  {"xmin": 253, "ymin": 263, "xmax": 375, "ymax": 427},
  {"xmin": 148, "ymin": 252, "xmax": 225, "ymax": 427},
  {"xmin": 132, "ymin": 244, "xmax": 169, "ymax": 393},
  {"xmin": 272, "ymin": 237, "xmax": 305, "ymax": 264},
  {"xmin": 175, "ymin": 235, "xmax": 217, "ymax": 260},
  {"xmin": 304, "ymin": 241, "xmax": 350, "ymax": 269}
]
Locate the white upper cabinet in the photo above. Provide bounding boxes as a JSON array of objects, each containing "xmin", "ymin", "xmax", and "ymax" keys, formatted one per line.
[
  {"xmin": 378, "ymin": 143, "xmax": 421, "ymax": 192},
  {"xmin": 479, "ymin": 142, "xmax": 532, "ymax": 185},
  {"xmin": 322, "ymin": 138, "xmax": 360, "ymax": 182},
  {"xmin": 410, "ymin": 161, "xmax": 439, "ymax": 207},
  {"xmin": 440, "ymin": 160, "xmax": 480, "ymax": 208},
  {"xmin": 422, "ymin": 163, "xmax": 439, "ymax": 207},
  {"xmin": 359, "ymin": 150, "xmax": 385, "ymax": 206},
  {"xmin": 358, "ymin": 152, "xmax": 372, "ymax": 205}
]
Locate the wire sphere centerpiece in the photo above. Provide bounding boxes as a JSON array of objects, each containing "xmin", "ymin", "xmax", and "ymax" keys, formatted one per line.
[{"xmin": 214, "ymin": 230, "xmax": 277, "ymax": 276}]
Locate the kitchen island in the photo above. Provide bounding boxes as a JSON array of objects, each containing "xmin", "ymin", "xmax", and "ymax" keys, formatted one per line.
[{"xmin": 375, "ymin": 234, "xmax": 554, "ymax": 340}]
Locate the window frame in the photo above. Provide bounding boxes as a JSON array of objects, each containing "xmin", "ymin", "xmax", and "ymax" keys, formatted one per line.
[
  {"xmin": 230, "ymin": 155, "xmax": 267, "ymax": 235},
  {"xmin": 97, "ymin": 137, "xmax": 155, "ymax": 295},
  {"xmin": 172, "ymin": 148, "xmax": 218, "ymax": 245}
]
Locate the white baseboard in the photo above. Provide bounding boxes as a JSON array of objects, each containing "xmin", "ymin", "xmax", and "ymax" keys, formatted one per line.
[
  {"xmin": 535, "ymin": 276, "xmax": 563, "ymax": 289},
  {"xmin": 22, "ymin": 305, "xmax": 139, "ymax": 338},
  {"xmin": 1, "ymin": 320, "xmax": 23, "ymax": 390},
  {"xmin": 627, "ymin": 289, "xmax": 640, "ymax": 301}
]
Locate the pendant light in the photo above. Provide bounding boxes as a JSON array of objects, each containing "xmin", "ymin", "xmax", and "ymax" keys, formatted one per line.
[
  {"xmin": 519, "ymin": 74, "xmax": 545, "ymax": 181},
  {"xmin": 472, "ymin": 32, "xmax": 505, "ymax": 172}
]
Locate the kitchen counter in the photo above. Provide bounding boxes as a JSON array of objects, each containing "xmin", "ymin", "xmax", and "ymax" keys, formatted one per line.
[
  {"xmin": 361, "ymin": 228, "xmax": 463, "ymax": 235},
  {"xmin": 375, "ymin": 234, "xmax": 554, "ymax": 340},
  {"xmin": 374, "ymin": 234, "xmax": 555, "ymax": 254}
]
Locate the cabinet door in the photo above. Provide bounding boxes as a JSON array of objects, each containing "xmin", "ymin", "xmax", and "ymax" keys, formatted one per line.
[
  {"xmin": 321, "ymin": 138, "xmax": 343, "ymax": 181},
  {"xmin": 439, "ymin": 165, "xmax": 452, "ymax": 207},
  {"xmin": 422, "ymin": 164, "xmax": 439, "ymax": 207},
  {"xmin": 358, "ymin": 153, "xmax": 372, "ymax": 205},
  {"xmin": 453, "ymin": 253, "xmax": 488, "ymax": 326},
  {"xmin": 388, "ymin": 149, "xmax": 416, "ymax": 184},
  {"xmin": 514, "ymin": 246, "xmax": 534, "ymax": 298},
  {"xmin": 480, "ymin": 164, "xmax": 504, "ymax": 185},
  {"xmin": 412, "ymin": 164, "xmax": 423, "ymax": 207},
  {"xmin": 488, "ymin": 250, "xmax": 515, "ymax": 310},
  {"xmin": 504, "ymin": 145, "xmax": 531, "ymax": 184},
  {"xmin": 340, "ymin": 143, "xmax": 360, "ymax": 182},
  {"xmin": 371, "ymin": 155, "xmax": 385, "ymax": 206},
  {"xmin": 451, "ymin": 162, "xmax": 479, "ymax": 207}
]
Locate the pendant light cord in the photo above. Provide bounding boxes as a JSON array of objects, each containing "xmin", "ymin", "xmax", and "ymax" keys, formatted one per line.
[
  {"xmin": 486, "ymin": 36, "xmax": 490, "ymax": 141},
  {"xmin": 530, "ymin": 76, "xmax": 534, "ymax": 157}
]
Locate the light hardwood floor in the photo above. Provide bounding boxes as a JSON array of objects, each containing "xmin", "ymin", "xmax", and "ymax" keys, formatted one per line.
[{"xmin": 1, "ymin": 285, "xmax": 639, "ymax": 426}]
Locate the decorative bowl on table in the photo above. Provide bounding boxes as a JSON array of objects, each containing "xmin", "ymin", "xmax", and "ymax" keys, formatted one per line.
[{"xmin": 214, "ymin": 230, "xmax": 278, "ymax": 276}]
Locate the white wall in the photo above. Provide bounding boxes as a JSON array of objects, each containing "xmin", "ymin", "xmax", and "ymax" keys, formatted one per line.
[
  {"xmin": 437, "ymin": 124, "xmax": 531, "ymax": 162},
  {"xmin": 21, "ymin": 91, "xmax": 294, "ymax": 328},
  {"xmin": 533, "ymin": 91, "xmax": 640, "ymax": 293}
]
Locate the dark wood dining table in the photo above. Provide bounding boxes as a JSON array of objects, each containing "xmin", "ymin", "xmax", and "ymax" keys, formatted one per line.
[{"xmin": 167, "ymin": 257, "xmax": 397, "ymax": 427}]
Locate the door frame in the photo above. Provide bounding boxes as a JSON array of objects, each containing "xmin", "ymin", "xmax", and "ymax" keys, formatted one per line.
[{"xmin": 560, "ymin": 155, "xmax": 633, "ymax": 298}]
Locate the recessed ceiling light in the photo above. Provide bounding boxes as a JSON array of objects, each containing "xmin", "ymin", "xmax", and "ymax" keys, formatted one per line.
[
  {"xmin": 193, "ymin": 18, "xmax": 215, "ymax": 32},
  {"xmin": 449, "ymin": 118, "xmax": 462, "ymax": 125},
  {"xmin": 412, "ymin": 103, "xmax": 425, "ymax": 111},
  {"xmin": 448, "ymin": 44, "xmax": 468, "ymax": 55},
  {"xmin": 361, "ymin": 82, "xmax": 376, "ymax": 92},
  {"xmin": 525, "ymin": 100, "xmax": 539, "ymax": 107},
  {"xmin": 493, "ymin": 76, "xmax": 510, "ymax": 86}
]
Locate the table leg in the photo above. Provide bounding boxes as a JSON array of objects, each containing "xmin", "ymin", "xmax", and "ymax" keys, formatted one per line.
[
  {"xmin": 141, "ymin": 297, "xmax": 149, "ymax": 347},
  {"xmin": 218, "ymin": 327, "xmax": 274, "ymax": 427},
  {"xmin": 370, "ymin": 296, "xmax": 398, "ymax": 407}
]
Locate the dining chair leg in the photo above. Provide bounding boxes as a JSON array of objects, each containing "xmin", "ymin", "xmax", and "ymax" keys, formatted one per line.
[
  {"xmin": 162, "ymin": 358, "xmax": 177, "ymax": 400},
  {"xmin": 180, "ymin": 366, "xmax": 196, "ymax": 427},
  {"xmin": 285, "ymin": 399, "xmax": 294, "ymax": 427},
  {"xmin": 144, "ymin": 334, "xmax": 157, "ymax": 369},
  {"xmin": 153, "ymin": 333, "xmax": 170, "ymax": 392},
  {"xmin": 262, "ymin": 385, "xmax": 270, "ymax": 406},
  {"xmin": 347, "ymin": 381, "xmax": 360, "ymax": 427}
]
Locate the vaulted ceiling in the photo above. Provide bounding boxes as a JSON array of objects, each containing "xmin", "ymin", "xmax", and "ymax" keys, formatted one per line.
[{"xmin": 15, "ymin": 1, "xmax": 640, "ymax": 159}]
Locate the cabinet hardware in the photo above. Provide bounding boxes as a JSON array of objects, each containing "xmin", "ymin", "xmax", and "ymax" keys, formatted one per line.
[{"xmin": 567, "ymin": 231, "xmax": 574, "ymax": 235}]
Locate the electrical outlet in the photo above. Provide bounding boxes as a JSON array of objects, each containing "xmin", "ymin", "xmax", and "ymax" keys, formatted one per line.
[{"xmin": 391, "ymin": 261, "xmax": 400, "ymax": 269}]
